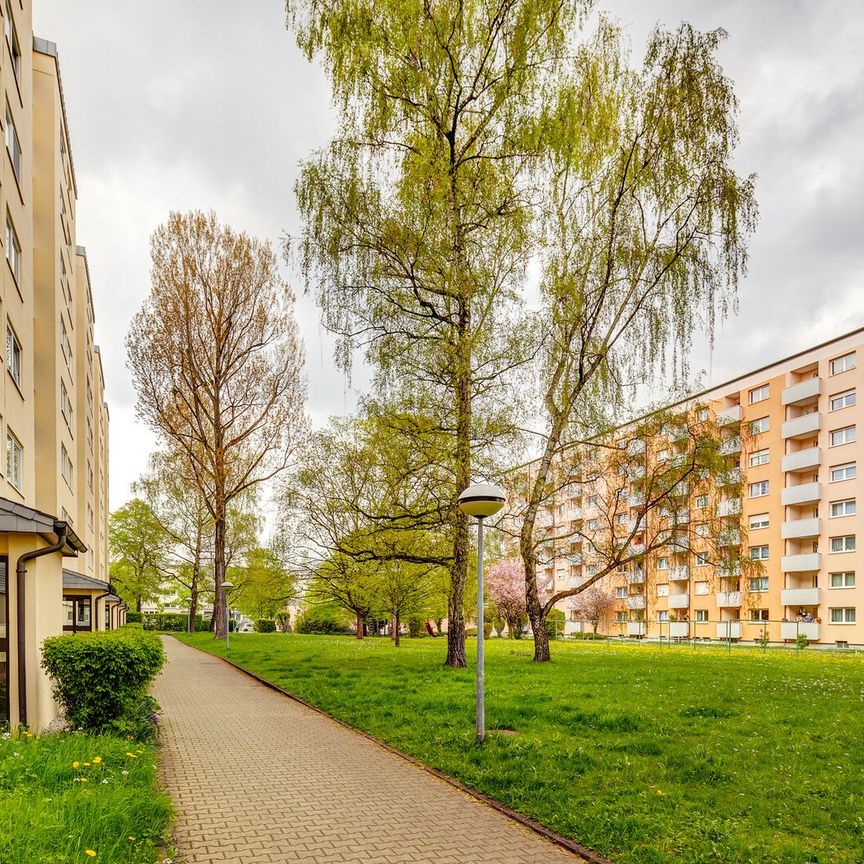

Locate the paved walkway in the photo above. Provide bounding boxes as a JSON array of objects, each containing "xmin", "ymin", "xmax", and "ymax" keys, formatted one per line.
[{"xmin": 153, "ymin": 637, "xmax": 583, "ymax": 864}]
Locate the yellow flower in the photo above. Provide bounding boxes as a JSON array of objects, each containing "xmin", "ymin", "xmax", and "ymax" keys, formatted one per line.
[
  {"xmin": 83, "ymin": 762, "xmax": 91, "ymax": 767},
  {"xmin": 92, "ymin": 756, "xmax": 102, "ymax": 764},
  {"xmin": 128, "ymin": 836, "xmax": 136, "ymax": 841},
  {"xmin": 85, "ymin": 851, "xmax": 97, "ymax": 858},
  {"xmin": 72, "ymin": 761, "xmax": 80, "ymax": 769},
  {"xmin": 126, "ymin": 752, "xmax": 138, "ymax": 759},
  {"xmin": 80, "ymin": 778, "xmax": 89, "ymax": 783}
]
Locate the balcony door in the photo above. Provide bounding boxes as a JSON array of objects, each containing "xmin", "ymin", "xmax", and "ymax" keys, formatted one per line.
[{"xmin": 63, "ymin": 596, "xmax": 92, "ymax": 633}]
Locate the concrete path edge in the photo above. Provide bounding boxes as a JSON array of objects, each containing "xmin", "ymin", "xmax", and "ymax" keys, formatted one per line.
[{"xmin": 172, "ymin": 637, "xmax": 616, "ymax": 864}]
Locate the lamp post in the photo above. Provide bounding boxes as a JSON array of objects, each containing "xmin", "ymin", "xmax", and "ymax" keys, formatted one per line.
[
  {"xmin": 457, "ymin": 482, "xmax": 506, "ymax": 743},
  {"xmin": 221, "ymin": 581, "xmax": 234, "ymax": 651}
]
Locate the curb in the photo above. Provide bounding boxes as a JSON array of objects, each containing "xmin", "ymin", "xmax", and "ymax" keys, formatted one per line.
[{"xmin": 174, "ymin": 637, "xmax": 616, "ymax": 864}]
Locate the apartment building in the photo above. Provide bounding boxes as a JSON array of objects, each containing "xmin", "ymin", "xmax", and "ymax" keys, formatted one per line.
[
  {"xmin": 0, "ymin": 8, "xmax": 114, "ymax": 731},
  {"xmin": 524, "ymin": 327, "xmax": 864, "ymax": 648}
]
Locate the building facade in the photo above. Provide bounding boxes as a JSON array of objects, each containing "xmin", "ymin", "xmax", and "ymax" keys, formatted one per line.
[
  {"xmin": 525, "ymin": 328, "xmax": 864, "ymax": 647},
  {"xmin": 0, "ymin": 8, "xmax": 113, "ymax": 731}
]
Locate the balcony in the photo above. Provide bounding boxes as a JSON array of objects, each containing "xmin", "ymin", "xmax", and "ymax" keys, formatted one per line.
[
  {"xmin": 669, "ymin": 622, "xmax": 689, "ymax": 638},
  {"xmin": 627, "ymin": 595, "xmax": 646, "ymax": 610},
  {"xmin": 717, "ymin": 591, "xmax": 742, "ymax": 608},
  {"xmin": 629, "ymin": 541, "xmax": 646, "ymax": 555},
  {"xmin": 782, "ymin": 377, "xmax": 821, "ymax": 406},
  {"xmin": 718, "ymin": 529, "xmax": 741, "ymax": 547},
  {"xmin": 781, "ymin": 553, "xmax": 821, "ymax": 573},
  {"xmin": 627, "ymin": 570, "xmax": 645, "ymax": 584},
  {"xmin": 717, "ymin": 405, "xmax": 741, "ymax": 425},
  {"xmin": 780, "ymin": 622, "xmax": 820, "ymax": 641},
  {"xmin": 628, "ymin": 494, "xmax": 644, "ymax": 508},
  {"xmin": 781, "ymin": 482, "xmax": 821, "ymax": 506},
  {"xmin": 780, "ymin": 587, "xmax": 821, "ymax": 607},
  {"xmin": 627, "ymin": 622, "xmax": 646, "ymax": 636},
  {"xmin": 669, "ymin": 565, "xmax": 690, "ymax": 581},
  {"xmin": 567, "ymin": 553, "xmax": 583, "ymax": 565},
  {"xmin": 718, "ymin": 561, "xmax": 742, "ymax": 578},
  {"xmin": 668, "ymin": 593, "xmax": 690, "ymax": 609},
  {"xmin": 717, "ymin": 468, "xmax": 742, "ymax": 488},
  {"xmin": 719, "ymin": 436, "xmax": 742, "ymax": 455},
  {"xmin": 716, "ymin": 621, "xmax": 742, "ymax": 639},
  {"xmin": 719, "ymin": 497, "xmax": 742, "ymax": 517},
  {"xmin": 782, "ymin": 447, "xmax": 821, "ymax": 473},
  {"xmin": 782, "ymin": 412, "xmax": 821, "ymax": 440},
  {"xmin": 781, "ymin": 518, "xmax": 821, "ymax": 540},
  {"xmin": 627, "ymin": 439, "xmax": 646, "ymax": 455}
]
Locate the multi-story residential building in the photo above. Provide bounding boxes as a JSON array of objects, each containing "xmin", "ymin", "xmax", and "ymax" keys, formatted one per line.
[
  {"xmin": 519, "ymin": 327, "xmax": 864, "ymax": 648},
  {"xmin": 0, "ymin": 10, "xmax": 114, "ymax": 732}
]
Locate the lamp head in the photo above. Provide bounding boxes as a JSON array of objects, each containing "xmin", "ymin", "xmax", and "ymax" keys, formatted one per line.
[
  {"xmin": 458, "ymin": 483, "xmax": 506, "ymax": 519},
  {"xmin": 221, "ymin": 581, "xmax": 234, "ymax": 589}
]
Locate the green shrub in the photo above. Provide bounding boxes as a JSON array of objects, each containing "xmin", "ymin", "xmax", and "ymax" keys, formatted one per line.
[
  {"xmin": 143, "ymin": 612, "xmax": 201, "ymax": 631},
  {"xmin": 466, "ymin": 627, "xmax": 477, "ymax": 637},
  {"xmin": 195, "ymin": 617, "xmax": 211, "ymax": 632},
  {"xmin": 41, "ymin": 630, "xmax": 165, "ymax": 735},
  {"xmin": 296, "ymin": 605, "xmax": 352, "ymax": 634},
  {"xmin": 254, "ymin": 619, "xmax": 276, "ymax": 633},
  {"xmin": 121, "ymin": 621, "xmax": 144, "ymax": 630},
  {"xmin": 796, "ymin": 632, "xmax": 809, "ymax": 650},
  {"xmin": 125, "ymin": 611, "xmax": 143, "ymax": 623},
  {"xmin": 570, "ymin": 631, "xmax": 607, "ymax": 640},
  {"xmin": 546, "ymin": 608, "xmax": 565, "ymax": 640},
  {"xmin": 407, "ymin": 616, "xmax": 425, "ymax": 638}
]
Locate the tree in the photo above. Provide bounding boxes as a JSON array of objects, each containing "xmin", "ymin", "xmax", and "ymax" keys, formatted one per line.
[
  {"xmin": 230, "ymin": 547, "xmax": 296, "ymax": 621},
  {"xmin": 108, "ymin": 499, "xmax": 169, "ymax": 612},
  {"xmin": 373, "ymin": 561, "xmax": 438, "ymax": 647},
  {"xmin": 568, "ymin": 584, "xmax": 615, "ymax": 634},
  {"xmin": 127, "ymin": 211, "xmax": 306, "ymax": 639},
  {"xmin": 516, "ymin": 20, "xmax": 757, "ymax": 661},
  {"xmin": 486, "ymin": 559, "xmax": 527, "ymax": 639},
  {"xmin": 286, "ymin": 1, "xmax": 575, "ymax": 666}
]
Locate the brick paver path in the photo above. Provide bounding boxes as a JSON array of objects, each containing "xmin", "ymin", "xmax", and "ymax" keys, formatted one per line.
[{"xmin": 153, "ymin": 637, "xmax": 584, "ymax": 864}]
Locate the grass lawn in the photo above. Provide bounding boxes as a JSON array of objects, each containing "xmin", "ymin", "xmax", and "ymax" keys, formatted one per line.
[
  {"xmin": 175, "ymin": 633, "xmax": 864, "ymax": 864},
  {"xmin": 0, "ymin": 730, "xmax": 172, "ymax": 864}
]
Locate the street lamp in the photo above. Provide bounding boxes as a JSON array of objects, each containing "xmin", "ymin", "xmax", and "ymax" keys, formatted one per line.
[
  {"xmin": 221, "ymin": 581, "xmax": 234, "ymax": 651},
  {"xmin": 458, "ymin": 482, "xmax": 506, "ymax": 743}
]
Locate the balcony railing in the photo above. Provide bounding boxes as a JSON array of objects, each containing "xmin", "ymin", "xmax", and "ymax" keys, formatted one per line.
[
  {"xmin": 717, "ymin": 591, "xmax": 742, "ymax": 608},
  {"xmin": 780, "ymin": 587, "xmax": 820, "ymax": 606},
  {"xmin": 627, "ymin": 622, "xmax": 646, "ymax": 636},
  {"xmin": 627, "ymin": 595, "xmax": 646, "ymax": 610},
  {"xmin": 627, "ymin": 570, "xmax": 645, "ymax": 584},
  {"xmin": 669, "ymin": 622, "xmax": 689, "ymax": 638},
  {"xmin": 781, "ymin": 518, "xmax": 821, "ymax": 540},
  {"xmin": 669, "ymin": 565, "xmax": 690, "ymax": 581},
  {"xmin": 718, "ymin": 497, "xmax": 742, "ymax": 517},
  {"xmin": 781, "ymin": 553, "xmax": 821, "ymax": 573},
  {"xmin": 716, "ymin": 405, "xmax": 741, "ymax": 425},
  {"xmin": 716, "ymin": 621, "xmax": 742, "ymax": 639},
  {"xmin": 668, "ymin": 593, "xmax": 690, "ymax": 609},
  {"xmin": 780, "ymin": 622, "xmax": 820, "ymax": 641},
  {"xmin": 719, "ymin": 436, "xmax": 742, "ymax": 455},
  {"xmin": 781, "ymin": 482, "xmax": 821, "ymax": 506},
  {"xmin": 718, "ymin": 530, "xmax": 741, "ymax": 547},
  {"xmin": 717, "ymin": 468, "xmax": 742, "ymax": 488},
  {"xmin": 782, "ymin": 412, "xmax": 821, "ymax": 440},
  {"xmin": 781, "ymin": 377, "xmax": 821, "ymax": 406},
  {"xmin": 782, "ymin": 447, "xmax": 821, "ymax": 473}
]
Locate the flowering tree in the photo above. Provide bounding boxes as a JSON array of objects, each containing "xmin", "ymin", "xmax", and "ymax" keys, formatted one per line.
[
  {"xmin": 487, "ymin": 560, "xmax": 527, "ymax": 639},
  {"xmin": 569, "ymin": 585, "xmax": 616, "ymax": 634}
]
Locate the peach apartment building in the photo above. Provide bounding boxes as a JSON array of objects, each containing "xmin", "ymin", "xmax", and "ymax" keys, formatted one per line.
[
  {"xmin": 526, "ymin": 327, "xmax": 864, "ymax": 648},
  {"xmin": 0, "ymin": 7, "xmax": 114, "ymax": 731}
]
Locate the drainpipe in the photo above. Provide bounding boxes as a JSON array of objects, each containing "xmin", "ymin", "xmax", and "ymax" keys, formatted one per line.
[{"xmin": 16, "ymin": 522, "xmax": 69, "ymax": 728}]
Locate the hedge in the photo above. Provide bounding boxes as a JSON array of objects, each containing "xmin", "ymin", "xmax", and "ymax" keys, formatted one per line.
[
  {"xmin": 142, "ymin": 612, "xmax": 206, "ymax": 632},
  {"xmin": 41, "ymin": 630, "xmax": 165, "ymax": 735},
  {"xmin": 125, "ymin": 611, "xmax": 143, "ymax": 624},
  {"xmin": 254, "ymin": 619, "xmax": 276, "ymax": 633},
  {"xmin": 295, "ymin": 605, "xmax": 352, "ymax": 635}
]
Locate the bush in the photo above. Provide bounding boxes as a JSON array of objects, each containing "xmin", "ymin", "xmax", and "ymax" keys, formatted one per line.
[
  {"xmin": 796, "ymin": 632, "xmax": 809, "ymax": 650},
  {"xmin": 121, "ymin": 621, "xmax": 144, "ymax": 630},
  {"xmin": 195, "ymin": 617, "xmax": 211, "ymax": 632},
  {"xmin": 254, "ymin": 619, "xmax": 276, "ymax": 633},
  {"xmin": 570, "ymin": 631, "xmax": 607, "ymax": 640},
  {"xmin": 295, "ymin": 605, "xmax": 352, "ymax": 635},
  {"xmin": 546, "ymin": 608, "xmax": 565, "ymax": 640},
  {"xmin": 407, "ymin": 616, "xmax": 425, "ymax": 638},
  {"xmin": 126, "ymin": 611, "xmax": 143, "ymax": 623},
  {"xmin": 143, "ymin": 612, "xmax": 201, "ymax": 632},
  {"xmin": 41, "ymin": 630, "xmax": 165, "ymax": 735}
]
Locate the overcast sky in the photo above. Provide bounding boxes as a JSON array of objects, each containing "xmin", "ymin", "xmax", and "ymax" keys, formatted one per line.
[{"xmin": 33, "ymin": 1, "xmax": 864, "ymax": 510}]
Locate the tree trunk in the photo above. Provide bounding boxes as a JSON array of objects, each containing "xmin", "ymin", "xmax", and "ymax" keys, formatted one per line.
[
  {"xmin": 136, "ymin": 597, "xmax": 142, "ymax": 613},
  {"xmin": 213, "ymin": 510, "xmax": 227, "ymax": 639},
  {"xmin": 394, "ymin": 611, "xmax": 400, "ymax": 647},
  {"xmin": 355, "ymin": 611, "xmax": 365, "ymax": 639},
  {"xmin": 390, "ymin": 613, "xmax": 397, "ymax": 641},
  {"xmin": 188, "ymin": 567, "xmax": 199, "ymax": 633}
]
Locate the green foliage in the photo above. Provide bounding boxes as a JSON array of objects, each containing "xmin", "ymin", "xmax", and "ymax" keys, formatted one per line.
[
  {"xmin": 254, "ymin": 619, "xmax": 276, "ymax": 633},
  {"xmin": 0, "ymin": 731, "xmax": 172, "ymax": 864},
  {"xmin": 796, "ymin": 632, "xmax": 809, "ymax": 650},
  {"xmin": 178, "ymin": 633, "xmax": 864, "ymax": 864},
  {"xmin": 231, "ymin": 547, "xmax": 295, "ymax": 620},
  {"xmin": 295, "ymin": 604, "xmax": 352, "ymax": 635},
  {"xmin": 125, "ymin": 611, "xmax": 143, "ymax": 623},
  {"xmin": 545, "ymin": 608, "xmax": 565, "ymax": 640},
  {"xmin": 569, "ymin": 632, "xmax": 607, "ymax": 641},
  {"xmin": 109, "ymin": 498, "xmax": 169, "ymax": 610},
  {"xmin": 121, "ymin": 622, "xmax": 144, "ymax": 630},
  {"xmin": 407, "ymin": 616, "xmax": 425, "ymax": 638},
  {"xmin": 41, "ymin": 631, "xmax": 165, "ymax": 735},
  {"xmin": 142, "ymin": 612, "xmax": 201, "ymax": 632}
]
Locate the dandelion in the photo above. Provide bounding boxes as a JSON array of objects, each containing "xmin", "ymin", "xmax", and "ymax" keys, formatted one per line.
[
  {"xmin": 128, "ymin": 836, "xmax": 136, "ymax": 841},
  {"xmin": 85, "ymin": 850, "xmax": 97, "ymax": 857},
  {"xmin": 83, "ymin": 762, "xmax": 91, "ymax": 767},
  {"xmin": 80, "ymin": 778, "xmax": 89, "ymax": 783},
  {"xmin": 126, "ymin": 752, "xmax": 138, "ymax": 759},
  {"xmin": 92, "ymin": 756, "xmax": 102, "ymax": 764},
  {"xmin": 73, "ymin": 761, "xmax": 80, "ymax": 769}
]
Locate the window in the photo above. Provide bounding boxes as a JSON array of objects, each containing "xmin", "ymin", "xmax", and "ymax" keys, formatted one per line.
[
  {"xmin": 4, "ymin": 103, "xmax": 20, "ymax": 181},
  {"xmin": 6, "ymin": 430, "xmax": 22, "ymax": 489},
  {"xmin": 695, "ymin": 495, "xmax": 708, "ymax": 509},
  {"xmin": 749, "ymin": 384, "xmax": 769, "ymax": 404},
  {"xmin": 830, "ymin": 390, "xmax": 856, "ymax": 411},
  {"xmin": 656, "ymin": 557, "xmax": 668, "ymax": 570},
  {"xmin": 5, "ymin": 325, "xmax": 20, "ymax": 387},
  {"xmin": 750, "ymin": 416, "xmax": 770, "ymax": 435},
  {"xmin": 87, "ymin": 459, "xmax": 93, "ymax": 491},
  {"xmin": 749, "ymin": 545, "xmax": 769, "ymax": 560},
  {"xmin": 830, "ymin": 571, "xmax": 855, "ymax": 588},
  {"xmin": 749, "ymin": 513, "xmax": 769, "ymax": 530},
  {"xmin": 697, "ymin": 408, "xmax": 709, "ymax": 421},
  {"xmin": 695, "ymin": 610, "xmax": 708, "ymax": 622},
  {"xmin": 615, "ymin": 611, "xmax": 627, "ymax": 623},
  {"xmin": 831, "ymin": 426, "xmax": 856, "ymax": 447},
  {"xmin": 831, "ymin": 463, "xmax": 856, "ymax": 482},
  {"xmin": 749, "ymin": 577, "xmax": 769, "ymax": 593},
  {"xmin": 830, "ymin": 535, "xmax": 855, "ymax": 553},
  {"xmin": 656, "ymin": 583, "xmax": 668, "ymax": 597},
  {"xmin": 830, "ymin": 499, "xmax": 856, "ymax": 518},
  {"xmin": 830, "ymin": 607, "xmax": 856, "ymax": 624},
  {"xmin": 60, "ymin": 317, "xmax": 72, "ymax": 367},
  {"xmin": 657, "ymin": 448, "xmax": 670, "ymax": 462},
  {"xmin": 694, "ymin": 581, "xmax": 709, "ymax": 595},
  {"xmin": 615, "ymin": 586, "xmax": 627, "ymax": 598},
  {"xmin": 87, "ymin": 504, "xmax": 94, "ymax": 531},
  {"xmin": 695, "ymin": 523, "xmax": 709, "ymax": 538},
  {"xmin": 60, "ymin": 380, "xmax": 73, "ymax": 426},
  {"xmin": 831, "ymin": 352, "xmax": 856, "ymax": 375},
  {"xmin": 695, "ymin": 552, "xmax": 709, "ymax": 566},
  {"xmin": 4, "ymin": 2, "xmax": 19, "ymax": 80},
  {"xmin": 616, "ymin": 513, "xmax": 628, "ymax": 525},
  {"xmin": 750, "ymin": 608, "xmax": 769, "ymax": 622},
  {"xmin": 60, "ymin": 444, "xmax": 73, "ymax": 488},
  {"xmin": 5, "ymin": 214, "xmax": 20, "ymax": 284},
  {"xmin": 587, "ymin": 494, "xmax": 598, "ymax": 507},
  {"xmin": 749, "ymin": 480, "xmax": 769, "ymax": 498},
  {"xmin": 749, "ymin": 449, "xmax": 769, "ymax": 467},
  {"xmin": 587, "ymin": 518, "xmax": 598, "ymax": 530},
  {"xmin": 657, "ymin": 609, "xmax": 669, "ymax": 622}
]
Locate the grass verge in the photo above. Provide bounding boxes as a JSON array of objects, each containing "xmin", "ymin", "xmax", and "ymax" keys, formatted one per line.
[
  {"xmin": 177, "ymin": 632, "xmax": 864, "ymax": 864},
  {"xmin": 0, "ymin": 730, "xmax": 172, "ymax": 864}
]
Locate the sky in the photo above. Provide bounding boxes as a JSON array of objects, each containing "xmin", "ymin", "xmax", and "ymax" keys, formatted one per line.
[{"xmin": 33, "ymin": 0, "xmax": 864, "ymax": 511}]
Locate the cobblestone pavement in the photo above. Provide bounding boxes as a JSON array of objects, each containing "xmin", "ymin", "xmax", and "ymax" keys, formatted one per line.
[{"xmin": 153, "ymin": 637, "xmax": 584, "ymax": 864}]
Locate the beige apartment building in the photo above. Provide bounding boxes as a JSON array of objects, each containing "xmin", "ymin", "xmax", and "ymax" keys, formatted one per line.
[
  {"xmin": 0, "ymin": 7, "xmax": 113, "ymax": 731},
  {"xmin": 527, "ymin": 327, "xmax": 864, "ymax": 648}
]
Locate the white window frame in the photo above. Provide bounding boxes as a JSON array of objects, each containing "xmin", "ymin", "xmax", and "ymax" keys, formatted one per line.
[
  {"xmin": 749, "ymin": 545, "xmax": 769, "ymax": 561},
  {"xmin": 748, "ymin": 576, "xmax": 769, "ymax": 593},
  {"xmin": 749, "ymin": 384, "xmax": 769, "ymax": 404},
  {"xmin": 830, "ymin": 352, "xmax": 856, "ymax": 375},
  {"xmin": 830, "ymin": 390, "xmax": 856, "ymax": 411},
  {"xmin": 750, "ymin": 416, "xmax": 770, "ymax": 435},
  {"xmin": 829, "ymin": 607, "xmax": 856, "ymax": 624},
  {"xmin": 830, "ymin": 499, "xmax": 856, "ymax": 518},
  {"xmin": 6, "ymin": 324, "xmax": 21, "ymax": 387},
  {"xmin": 694, "ymin": 610, "xmax": 708, "ymax": 623},
  {"xmin": 749, "ymin": 514, "xmax": 769, "ymax": 530},
  {"xmin": 5, "ymin": 213, "xmax": 20, "ymax": 284},
  {"xmin": 695, "ymin": 495, "xmax": 708, "ymax": 509},
  {"xmin": 6, "ymin": 429, "xmax": 22, "ymax": 490},
  {"xmin": 4, "ymin": 1, "xmax": 20, "ymax": 80},
  {"xmin": 830, "ymin": 463, "xmax": 856, "ymax": 482},
  {"xmin": 656, "ymin": 556, "xmax": 668, "ymax": 570},
  {"xmin": 830, "ymin": 571, "xmax": 855, "ymax": 589},
  {"xmin": 749, "ymin": 481, "xmax": 770, "ymax": 498},
  {"xmin": 5, "ymin": 102, "xmax": 20, "ymax": 180},
  {"xmin": 60, "ymin": 444, "xmax": 73, "ymax": 488},
  {"xmin": 830, "ymin": 426, "xmax": 856, "ymax": 447},
  {"xmin": 749, "ymin": 449, "xmax": 769, "ymax": 467},
  {"xmin": 830, "ymin": 535, "xmax": 855, "ymax": 554}
]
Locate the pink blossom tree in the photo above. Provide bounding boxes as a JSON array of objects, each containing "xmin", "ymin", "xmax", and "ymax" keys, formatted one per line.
[
  {"xmin": 487, "ymin": 559, "xmax": 527, "ymax": 639},
  {"xmin": 569, "ymin": 585, "xmax": 616, "ymax": 634}
]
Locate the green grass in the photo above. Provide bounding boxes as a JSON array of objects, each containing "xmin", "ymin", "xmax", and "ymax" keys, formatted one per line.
[
  {"xmin": 177, "ymin": 632, "xmax": 864, "ymax": 864},
  {"xmin": 0, "ymin": 730, "xmax": 172, "ymax": 864}
]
